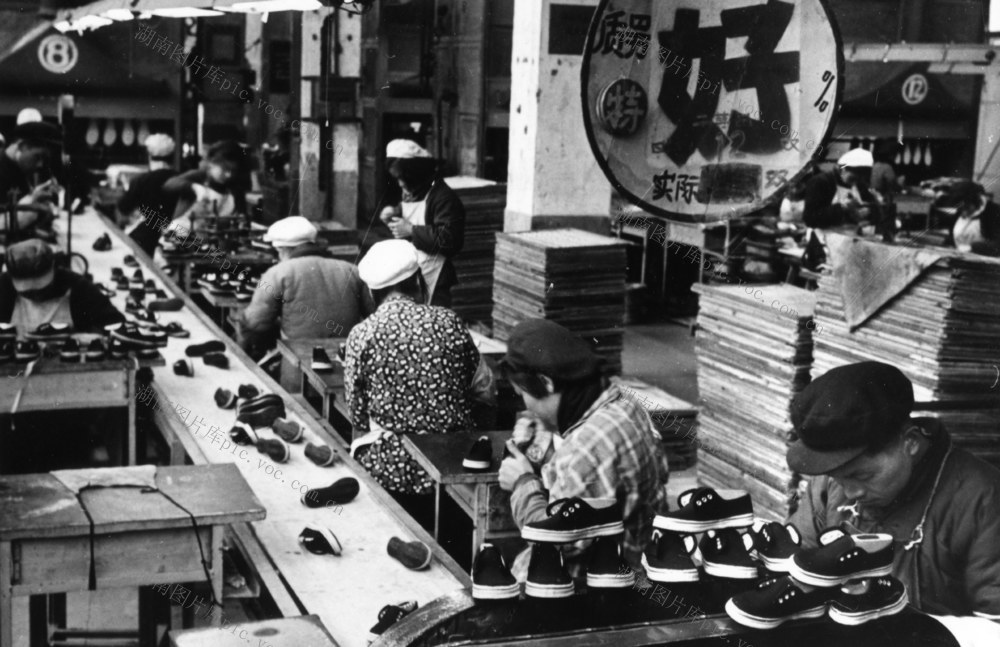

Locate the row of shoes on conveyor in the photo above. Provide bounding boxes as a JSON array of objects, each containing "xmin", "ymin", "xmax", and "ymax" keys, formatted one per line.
[
  {"xmin": 0, "ymin": 321, "xmax": 177, "ymax": 364},
  {"xmin": 196, "ymin": 270, "xmax": 257, "ymax": 301}
]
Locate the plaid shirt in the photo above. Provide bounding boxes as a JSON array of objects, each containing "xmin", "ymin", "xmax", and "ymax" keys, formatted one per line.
[{"xmin": 510, "ymin": 382, "xmax": 670, "ymax": 569}]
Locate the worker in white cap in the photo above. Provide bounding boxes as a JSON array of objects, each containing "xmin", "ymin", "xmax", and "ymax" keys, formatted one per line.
[
  {"xmin": 238, "ymin": 216, "xmax": 372, "ymax": 350},
  {"xmin": 378, "ymin": 139, "xmax": 465, "ymax": 307},
  {"xmin": 16, "ymin": 108, "xmax": 42, "ymax": 126},
  {"xmin": 345, "ymin": 239, "xmax": 482, "ymax": 512},
  {"xmin": 800, "ymin": 147, "xmax": 886, "ymax": 269},
  {"xmin": 117, "ymin": 133, "xmax": 180, "ymax": 256}
]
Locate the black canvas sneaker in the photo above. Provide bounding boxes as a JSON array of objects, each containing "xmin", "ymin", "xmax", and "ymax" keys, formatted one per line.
[
  {"xmin": 311, "ymin": 346, "xmax": 334, "ymax": 371},
  {"xmin": 0, "ymin": 323, "xmax": 17, "ymax": 341},
  {"xmin": 828, "ymin": 576, "xmax": 908, "ymax": 625},
  {"xmin": 586, "ymin": 536, "xmax": 635, "ymax": 589},
  {"xmin": 108, "ymin": 338, "xmax": 157, "ymax": 359},
  {"xmin": 25, "ymin": 322, "xmax": 73, "ymax": 340},
  {"xmin": 84, "ymin": 339, "xmax": 106, "ymax": 361},
  {"xmin": 462, "ymin": 435, "xmax": 493, "ymax": 471},
  {"xmin": 123, "ymin": 255, "xmax": 139, "ymax": 268},
  {"xmin": 173, "ymin": 358, "xmax": 195, "ymax": 377},
  {"xmin": 367, "ymin": 601, "xmax": 417, "ymax": 644},
  {"xmin": 128, "ymin": 269, "xmax": 144, "ymax": 289},
  {"xmin": 301, "ymin": 477, "xmax": 360, "ymax": 507},
  {"xmin": 525, "ymin": 543, "xmax": 575, "ymax": 598},
  {"xmin": 699, "ymin": 529, "xmax": 760, "ymax": 580},
  {"xmin": 110, "ymin": 267, "xmax": 125, "ymax": 281},
  {"xmin": 228, "ymin": 423, "xmax": 256, "ymax": 446},
  {"xmin": 725, "ymin": 575, "xmax": 835, "ymax": 630},
  {"xmin": 789, "ymin": 528, "xmax": 894, "ymax": 587},
  {"xmin": 748, "ymin": 520, "xmax": 801, "ymax": 572},
  {"xmin": 92, "ymin": 233, "xmax": 112, "ymax": 251},
  {"xmin": 641, "ymin": 529, "xmax": 699, "ymax": 583},
  {"xmin": 144, "ymin": 279, "xmax": 157, "ymax": 294},
  {"xmin": 185, "ymin": 340, "xmax": 226, "ymax": 357},
  {"xmin": 386, "ymin": 537, "xmax": 433, "ymax": 570},
  {"xmin": 0, "ymin": 341, "xmax": 14, "ymax": 363},
  {"xmin": 59, "ymin": 338, "xmax": 81, "ymax": 362},
  {"xmin": 298, "ymin": 524, "xmax": 343, "ymax": 556},
  {"xmin": 15, "ymin": 340, "xmax": 40, "ymax": 362},
  {"xmin": 108, "ymin": 322, "xmax": 166, "ymax": 348},
  {"xmin": 115, "ymin": 276, "xmax": 129, "ymax": 291},
  {"xmin": 522, "ymin": 497, "xmax": 624, "ymax": 542},
  {"xmin": 124, "ymin": 297, "xmax": 145, "ymax": 316},
  {"xmin": 471, "ymin": 543, "xmax": 520, "ymax": 600},
  {"xmin": 653, "ymin": 487, "xmax": 754, "ymax": 533}
]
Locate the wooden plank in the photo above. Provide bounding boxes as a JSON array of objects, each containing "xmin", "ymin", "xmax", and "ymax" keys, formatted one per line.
[
  {"xmin": 171, "ymin": 615, "xmax": 338, "ymax": 647},
  {"xmin": 402, "ymin": 431, "xmax": 511, "ymax": 485}
]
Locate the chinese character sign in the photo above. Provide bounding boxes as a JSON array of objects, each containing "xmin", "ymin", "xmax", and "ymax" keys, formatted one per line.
[{"xmin": 583, "ymin": 0, "xmax": 843, "ymax": 222}]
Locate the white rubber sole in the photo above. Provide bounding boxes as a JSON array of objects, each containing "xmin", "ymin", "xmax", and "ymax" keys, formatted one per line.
[
  {"xmin": 587, "ymin": 571, "xmax": 636, "ymax": 588},
  {"xmin": 703, "ymin": 561, "xmax": 759, "ymax": 580},
  {"xmin": 524, "ymin": 581, "xmax": 575, "ymax": 598},
  {"xmin": 653, "ymin": 513, "xmax": 754, "ymax": 533},
  {"xmin": 829, "ymin": 592, "xmax": 908, "ymax": 626},
  {"xmin": 641, "ymin": 553, "xmax": 700, "ymax": 583},
  {"xmin": 788, "ymin": 562, "xmax": 893, "ymax": 587},
  {"xmin": 521, "ymin": 521, "xmax": 624, "ymax": 543},
  {"xmin": 758, "ymin": 554, "xmax": 794, "ymax": 573},
  {"xmin": 725, "ymin": 599, "xmax": 829, "ymax": 630},
  {"xmin": 311, "ymin": 362, "xmax": 333, "ymax": 371},
  {"xmin": 472, "ymin": 582, "xmax": 521, "ymax": 600},
  {"xmin": 462, "ymin": 458, "xmax": 491, "ymax": 470}
]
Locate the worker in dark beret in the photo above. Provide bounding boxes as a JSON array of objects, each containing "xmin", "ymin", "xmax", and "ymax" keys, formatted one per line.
[
  {"xmin": 787, "ymin": 361, "xmax": 1000, "ymax": 642},
  {"xmin": 0, "ymin": 238, "xmax": 124, "ymax": 334},
  {"xmin": 0, "ymin": 121, "xmax": 63, "ymax": 237},
  {"xmin": 933, "ymin": 180, "xmax": 1000, "ymax": 257},
  {"xmin": 498, "ymin": 319, "xmax": 669, "ymax": 578}
]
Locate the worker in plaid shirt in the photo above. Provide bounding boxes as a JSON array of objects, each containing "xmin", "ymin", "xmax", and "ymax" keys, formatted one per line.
[{"xmin": 498, "ymin": 319, "xmax": 670, "ymax": 578}]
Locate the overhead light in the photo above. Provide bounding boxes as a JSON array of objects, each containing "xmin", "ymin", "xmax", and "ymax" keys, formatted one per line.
[
  {"xmin": 220, "ymin": 0, "xmax": 324, "ymax": 13},
  {"xmin": 150, "ymin": 8, "xmax": 226, "ymax": 18},
  {"xmin": 103, "ymin": 9, "xmax": 135, "ymax": 21}
]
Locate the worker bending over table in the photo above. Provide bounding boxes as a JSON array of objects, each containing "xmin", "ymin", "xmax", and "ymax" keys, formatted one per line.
[
  {"xmin": 498, "ymin": 320, "xmax": 670, "ymax": 578},
  {"xmin": 238, "ymin": 216, "xmax": 373, "ymax": 350},
  {"xmin": 933, "ymin": 180, "xmax": 1000, "ymax": 257},
  {"xmin": 163, "ymin": 140, "xmax": 248, "ymax": 228},
  {"xmin": 787, "ymin": 361, "xmax": 1000, "ymax": 646},
  {"xmin": 0, "ymin": 121, "xmax": 63, "ymax": 239},
  {"xmin": 117, "ymin": 133, "xmax": 180, "ymax": 257}
]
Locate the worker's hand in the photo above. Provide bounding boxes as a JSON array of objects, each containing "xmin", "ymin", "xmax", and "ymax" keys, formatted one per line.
[
  {"xmin": 379, "ymin": 205, "xmax": 400, "ymax": 224},
  {"xmin": 511, "ymin": 415, "xmax": 538, "ymax": 448},
  {"xmin": 499, "ymin": 440, "xmax": 535, "ymax": 492},
  {"xmin": 30, "ymin": 179, "xmax": 60, "ymax": 203},
  {"xmin": 389, "ymin": 217, "xmax": 413, "ymax": 239}
]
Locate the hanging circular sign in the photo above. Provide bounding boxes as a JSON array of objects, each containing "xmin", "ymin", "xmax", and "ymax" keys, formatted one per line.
[
  {"xmin": 901, "ymin": 73, "xmax": 929, "ymax": 106},
  {"xmin": 582, "ymin": 0, "xmax": 844, "ymax": 222},
  {"xmin": 37, "ymin": 34, "xmax": 79, "ymax": 74}
]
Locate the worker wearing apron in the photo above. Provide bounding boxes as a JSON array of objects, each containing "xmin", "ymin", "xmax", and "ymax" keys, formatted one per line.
[{"xmin": 379, "ymin": 139, "xmax": 465, "ymax": 307}]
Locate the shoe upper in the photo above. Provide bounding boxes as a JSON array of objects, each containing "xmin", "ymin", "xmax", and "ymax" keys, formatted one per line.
[
  {"xmin": 644, "ymin": 529, "xmax": 697, "ymax": 570},
  {"xmin": 662, "ymin": 487, "xmax": 753, "ymax": 523},
  {"xmin": 525, "ymin": 497, "xmax": 618, "ymax": 533},
  {"xmin": 587, "ymin": 536, "xmax": 628, "ymax": 576},
  {"xmin": 527, "ymin": 543, "xmax": 572, "ymax": 586},
  {"xmin": 750, "ymin": 521, "xmax": 801, "ymax": 561},
  {"xmin": 466, "ymin": 436, "xmax": 492, "ymax": 464},
  {"xmin": 473, "ymin": 543, "xmax": 517, "ymax": 587},
  {"xmin": 792, "ymin": 532, "xmax": 894, "ymax": 578},
  {"xmin": 831, "ymin": 576, "xmax": 906, "ymax": 613},
  {"xmin": 699, "ymin": 529, "xmax": 758, "ymax": 570},
  {"xmin": 369, "ymin": 602, "xmax": 417, "ymax": 635},
  {"xmin": 730, "ymin": 575, "xmax": 834, "ymax": 617}
]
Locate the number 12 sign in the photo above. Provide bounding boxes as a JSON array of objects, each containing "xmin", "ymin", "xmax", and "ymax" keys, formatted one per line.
[{"xmin": 582, "ymin": 0, "xmax": 844, "ymax": 222}]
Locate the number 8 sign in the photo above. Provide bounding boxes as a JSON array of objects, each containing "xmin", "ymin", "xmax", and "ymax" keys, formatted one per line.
[{"xmin": 38, "ymin": 34, "xmax": 79, "ymax": 75}]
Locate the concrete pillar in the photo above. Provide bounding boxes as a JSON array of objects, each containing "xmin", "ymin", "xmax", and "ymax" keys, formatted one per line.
[
  {"xmin": 974, "ymin": 67, "xmax": 1000, "ymax": 191},
  {"xmin": 299, "ymin": 9, "xmax": 328, "ymax": 220},
  {"xmin": 505, "ymin": 0, "xmax": 611, "ymax": 233},
  {"xmin": 332, "ymin": 10, "xmax": 361, "ymax": 228}
]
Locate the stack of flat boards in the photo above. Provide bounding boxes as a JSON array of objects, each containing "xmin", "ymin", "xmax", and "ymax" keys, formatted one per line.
[
  {"xmin": 692, "ymin": 283, "xmax": 817, "ymax": 521},
  {"xmin": 492, "ymin": 229, "xmax": 627, "ymax": 375},
  {"xmin": 615, "ymin": 377, "xmax": 699, "ymax": 470},
  {"xmin": 812, "ymin": 245, "xmax": 1000, "ymax": 468},
  {"xmin": 444, "ymin": 177, "xmax": 506, "ymax": 325}
]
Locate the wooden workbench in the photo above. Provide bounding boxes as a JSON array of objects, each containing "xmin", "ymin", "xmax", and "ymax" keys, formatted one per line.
[{"xmin": 63, "ymin": 209, "xmax": 469, "ymax": 647}]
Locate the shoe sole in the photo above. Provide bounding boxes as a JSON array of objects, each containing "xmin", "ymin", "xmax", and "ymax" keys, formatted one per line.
[
  {"xmin": 24, "ymin": 333, "xmax": 71, "ymax": 341},
  {"xmin": 110, "ymin": 331, "xmax": 161, "ymax": 348},
  {"xmin": 724, "ymin": 599, "xmax": 829, "ymax": 630},
  {"xmin": 703, "ymin": 561, "xmax": 759, "ymax": 580},
  {"xmin": 759, "ymin": 554, "xmax": 794, "ymax": 573},
  {"xmin": 828, "ymin": 592, "xmax": 908, "ymax": 626},
  {"xmin": 587, "ymin": 572, "xmax": 636, "ymax": 588},
  {"xmin": 462, "ymin": 458, "xmax": 491, "ymax": 470},
  {"xmin": 653, "ymin": 513, "xmax": 755, "ymax": 533},
  {"xmin": 311, "ymin": 362, "xmax": 333, "ymax": 371},
  {"xmin": 521, "ymin": 521, "xmax": 625, "ymax": 543},
  {"xmin": 524, "ymin": 581, "xmax": 575, "ymax": 598},
  {"xmin": 306, "ymin": 446, "xmax": 337, "ymax": 467},
  {"xmin": 472, "ymin": 583, "xmax": 521, "ymax": 600},
  {"xmin": 15, "ymin": 354, "xmax": 39, "ymax": 362},
  {"xmin": 390, "ymin": 545, "xmax": 432, "ymax": 570},
  {"xmin": 641, "ymin": 553, "xmax": 700, "ymax": 583},
  {"xmin": 788, "ymin": 562, "xmax": 893, "ymax": 587}
]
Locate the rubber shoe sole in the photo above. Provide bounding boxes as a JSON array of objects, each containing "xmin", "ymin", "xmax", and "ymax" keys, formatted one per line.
[
  {"xmin": 586, "ymin": 571, "xmax": 636, "ymax": 589},
  {"xmin": 703, "ymin": 560, "xmax": 759, "ymax": 580},
  {"xmin": 524, "ymin": 581, "xmax": 575, "ymax": 598},
  {"xmin": 641, "ymin": 553, "xmax": 700, "ymax": 583},
  {"xmin": 788, "ymin": 562, "xmax": 893, "ymax": 588},
  {"xmin": 653, "ymin": 513, "xmax": 755, "ymax": 534},
  {"xmin": 757, "ymin": 554, "xmax": 794, "ymax": 573},
  {"xmin": 472, "ymin": 582, "xmax": 521, "ymax": 600},
  {"xmin": 725, "ymin": 599, "xmax": 829, "ymax": 630},
  {"xmin": 521, "ymin": 520, "xmax": 624, "ymax": 543},
  {"xmin": 828, "ymin": 591, "xmax": 908, "ymax": 626},
  {"xmin": 462, "ymin": 458, "xmax": 490, "ymax": 470}
]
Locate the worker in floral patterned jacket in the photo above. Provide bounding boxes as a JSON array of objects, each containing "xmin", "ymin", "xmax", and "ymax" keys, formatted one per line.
[
  {"xmin": 497, "ymin": 319, "xmax": 670, "ymax": 578},
  {"xmin": 787, "ymin": 361, "xmax": 1000, "ymax": 646}
]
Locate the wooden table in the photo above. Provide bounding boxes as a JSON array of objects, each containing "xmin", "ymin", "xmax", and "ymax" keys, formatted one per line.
[
  {"xmin": 0, "ymin": 464, "xmax": 265, "ymax": 647},
  {"xmin": 275, "ymin": 338, "xmax": 351, "ymax": 442},
  {"xmin": 198, "ymin": 288, "xmax": 248, "ymax": 329},
  {"xmin": 170, "ymin": 614, "xmax": 337, "ymax": 647},
  {"xmin": 402, "ymin": 431, "xmax": 519, "ymax": 564}
]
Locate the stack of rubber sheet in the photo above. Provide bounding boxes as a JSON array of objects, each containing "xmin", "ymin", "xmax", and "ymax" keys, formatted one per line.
[
  {"xmin": 492, "ymin": 229, "xmax": 627, "ymax": 375},
  {"xmin": 615, "ymin": 377, "xmax": 699, "ymax": 470},
  {"xmin": 444, "ymin": 177, "xmax": 506, "ymax": 325},
  {"xmin": 692, "ymin": 283, "xmax": 817, "ymax": 521}
]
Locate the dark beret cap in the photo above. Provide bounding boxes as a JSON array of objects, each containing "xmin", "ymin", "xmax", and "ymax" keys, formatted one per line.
[
  {"xmin": 6, "ymin": 238, "xmax": 55, "ymax": 279},
  {"xmin": 499, "ymin": 319, "xmax": 602, "ymax": 382},
  {"xmin": 934, "ymin": 180, "xmax": 985, "ymax": 209},
  {"xmin": 786, "ymin": 361, "xmax": 914, "ymax": 475},
  {"xmin": 12, "ymin": 121, "xmax": 63, "ymax": 147}
]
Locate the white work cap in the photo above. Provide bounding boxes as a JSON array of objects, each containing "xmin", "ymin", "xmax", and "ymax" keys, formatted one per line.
[
  {"xmin": 358, "ymin": 240, "xmax": 420, "ymax": 289},
  {"xmin": 386, "ymin": 139, "xmax": 431, "ymax": 160},
  {"xmin": 16, "ymin": 108, "xmax": 42, "ymax": 125},
  {"xmin": 263, "ymin": 216, "xmax": 318, "ymax": 248},
  {"xmin": 145, "ymin": 133, "xmax": 175, "ymax": 158},
  {"xmin": 838, "ymin": 148, "xmax": 874, "ymax": 169}
]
